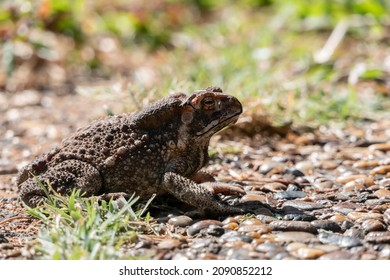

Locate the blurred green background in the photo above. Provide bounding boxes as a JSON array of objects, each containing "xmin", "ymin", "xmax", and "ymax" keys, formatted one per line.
[{"xmin": 1, "ymin": 0, "xmax": 389, "ymax": 124}]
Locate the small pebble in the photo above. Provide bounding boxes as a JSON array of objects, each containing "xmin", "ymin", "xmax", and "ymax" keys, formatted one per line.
[
  {"xmin": 224, "ymin": 234, "xmax": 253, "ymax": 243},
  {"xmin": 353, "ymin": 160, "xmax": 379, "ymax": 169},
  {"xmin": 369, "ymin": 142, "xmax": 390, "ymax": 151},
  {"xmin": 285, "ymin": 169, "xmax": 305, "ymax": 177},
  {"xmin": 342, "ymin": 180, "xmax": 367, "ymax": 192},
  {"xmin": 313, "ymin": 178, "xmax": 334, "ymax": 189},
  {"xmin": 347, "ymin": 211, "xmax": 383, "ymax": 221},
  {"xmin": 225, "ymin": 248, "xmax": 252, "ymax": 260},
  {"xmin": 247, "ymin": 232, "xmax": 261, "ymax": 239},
  {"xmin": 222, "ymin": 217, "xmax": 239, "ymax": 224},
  {"xmin": 274, "ymin": 231, "xmax": 317, "ymax": 242},
  {"xmin": 255, "ymin": 242, "xmax": 282, "ymax": 253},
  {"xmin": 319, "ymin": 251, "xmax": 356, "ymax": 260},
  {"xmin": 318, "ymin": 160, "xmax": 338, "ymax": 170},
  {"xmin": 206, "ymin": 225, "xmax": 225, "ymax": 237},
  {"xmin": 340, "ymin": 220, "xmax": 354, "ymax": 231},
  {"xmin": 333, "ymin": 202, "xmax": 360, "ymax": 215},
  {"xmin": 378, "ymin": 245, "xmax": 390, "ymax": 258},
  {"xmin": 374, "ymin": 189, "xmax": 390, "ymax": 198},
  {"xmin": 256, "ymin": 214, "xmax": 278, "ymax": 224},
  {"xmin": 329, "ymin": 213, "xmax": 347, "ymax": 223},
  {"xmin": 313, "ymin": 244, "xmax": 339, "ymax": 253},
  {"xmin": 187, "ymin": 220, "xmax": 223, "ymax": 236},
  {"xmin": 295, "ymin": 161, "xmax": 314, "ymax": 173},
  {"xmin": 240, "ymin": 194, "xmax": 267, "ymax": 203},
  {"xmin": 198, "ymin": 253, "xmax": 219, "ymax": 260},
  {"xmin": 274, "ymin": 191, "xmax": 307, "ymax": 200},
  {"xmin": 365, "ymin": 199, "xmax": 389, "ymax": 206},
  {"xmin": 157, "ymin": 239, "xmax": 181, "ymax": 250},
  {"xmin": 282, "ymin": 200, "xmax": 325, "ymax": 210},
  {"xmin": 261, "ymin": 182, "xmax": 287, "ymax": 192},
  {"xmin": 311, "ymin": 220, "xmax": 342, "ymax": 232},
  {"xmin": 253, "ymin": 207, "xmax": 274, "ymax": 216},
  {"xmin": 370, "ymin": 165, "xmax": 390, "ymax": 176},
  {"xmin": 237, "ymin": 225, "xmax": 272, "ymax": 234},
  {"xmin": 283, "ymin": 213, "xmax": 315, "ymax": 221},
  {"xmin": 286, "ymin": 242, "xmax": 307, "ymax": 252},
  {"xmin": 361, "ymin": 219, "xmax": 385, "ymax": 232},
  {"xmin": 168, "ymin": 215, "xmax": 193, "ymax": 227},
  {"xmin": 336, "ymin": 174, "xmax": 372, "ymax": 184},
  {"xmin": 270, "ymin": 220, "xmax": 317, "ymax": 233},
  {"xmin": 379, "ymin": 178, "xmax": 390, "ymax": 187},
  {"xmin": 360, "ymin": 253, "xmax": 377, "ymax": 260},
  {"xmin": 318, "ymin": 232, "xmax": 362, "ymax": 248},
  {"xmin": 241, "ymin": 218, "xmax": 262, "ymax": 226},
  {"xmin": 190, "ymin": 238, "xmax": 213, "ymax": 250},
  {"xmin": 293, "ymin": 247, "xmax": 326, "ymax": 259},
  {"xmin": 366, "ymin": 231, "xmax": 390, "ymax": 243},
  {"xmin": 259, "ymin": 161, "xmax": 284, "ymax": 174},
  {"xmin": 344, "ymin": 228, "xmax": 364, "ymax": 239},
  {"xmin": 223, "ymin": 222, "xmax": 239, "ymax": 230}
]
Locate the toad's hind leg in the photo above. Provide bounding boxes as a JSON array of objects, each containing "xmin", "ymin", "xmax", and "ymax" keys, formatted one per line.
[
  {"xmin": 162, "ymin": 172, "xmax": 245, "ymax": 215},
  {"xmin": 18, "ymin": 160, "xmax": 102, "ymax": 207}
]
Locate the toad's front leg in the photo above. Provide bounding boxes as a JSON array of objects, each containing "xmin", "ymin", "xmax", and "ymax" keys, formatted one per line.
[{"xmin": 162, "ymin": 172, "xmax": 245, "ymax": 216}]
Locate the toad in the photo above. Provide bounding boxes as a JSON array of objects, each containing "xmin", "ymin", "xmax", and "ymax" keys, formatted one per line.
[{"xmin": 17, "ymin": 86, "xmax": 245, "ymax": 215}]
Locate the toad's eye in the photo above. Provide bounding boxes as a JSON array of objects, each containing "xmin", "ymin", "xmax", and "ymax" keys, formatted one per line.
[{"xmin": 202, "ymin": 97, "xmax": 215, "ymax": 110}]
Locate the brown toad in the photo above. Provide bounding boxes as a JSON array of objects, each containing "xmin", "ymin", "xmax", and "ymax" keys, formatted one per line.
[{"xmin": 17, "ymin": 86, "xmax": 244, "ymax": 215}]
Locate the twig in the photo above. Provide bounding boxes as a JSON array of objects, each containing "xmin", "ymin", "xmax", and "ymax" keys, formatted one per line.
[
  {"xmin": 0, "ymin": 215, "xmax": 28, "ymax": 226},
  {"xmin": 314, "ymin": 20, "xmax": 349, "ymax": 64}
]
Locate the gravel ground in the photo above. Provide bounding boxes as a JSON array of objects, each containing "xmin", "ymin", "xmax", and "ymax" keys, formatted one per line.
[{"xmin": 1, "ymin": 90, "xmax": 389, "ymax": 259}]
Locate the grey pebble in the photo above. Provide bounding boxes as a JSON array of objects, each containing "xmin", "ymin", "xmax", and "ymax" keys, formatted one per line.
[
  {"xmin": 286, "ymin": 184, "xmax": 301, "ymax": 191},
  {"xmin": 313, "ymin": 178, "xmax": 334, "ymax": 189},
  {"xmin": 318, "ymin": 232, "xmax": 362, "ymax": 248},
  {"xmin": 226, "ymin": 234, "xmax": 253, "ymax": 243},
  {"xmin": 256, "ymin": 242, "xmax": 283, "ymax": 253},
  {"xmin": 378, "ymin": 245, "xmax": 390, "ymax": 258},
  {"xmin": 282, "ymin": 200, "xmax": 325, "ymax": 210},
  {"xmin": 364, "ymin": 199, "xmax": 390, "ymax": 206},
  {"xmin": 379, "ymin": 178, "xmax": 390, "ymax": 187},
  {"xmin": 225, "ymin": 248, "xmax": 252, "ymax": 260},
  {"xmin": 220, "ymin": 231, "xmax": 253, "ymax": 243},
  {"xmin": 283, "ymin": 213, "xmax": 316, "ymax": 221},
  {"xmin": 274, "ymin": 191, "xmax": 307, "ymax": 200},
  {"xmin": 256, "ymin": 214, "xmax": 278, "ymax": 224},
  {"xmin": 269, "ymin": 251, "xmax": 291, "ymax": 260},
  {"xmin": 344, "ymin": 227, "xmax": 365, "ymax": 239},
  {"xmin": 366, "ymin": 231, "xmax": 390, "ymax": 244},
  {"xmin": 259, "ymin": 161, "xmax": 284, "ymax": 174},
  {"xmin": 333, "ymin": 202, "xmax": 360, "ymax": 215},
  {"xmin": 206, "ymin": 225, "xmax": 225, "ymax": 237},
  {"xmin": 341, "ymin": 220, "xmax": 355, "ymax": 231},
  {"xmin": 311, "ymin": 220, "xmax": 341, "ymax": 232},
  {"xmin": 220, "ymin": 230, "xmax": 239, "ymax": 240},
  {"xmin": 269, "ymin": 220, "xmax": 318, "ymax": 233},
  {"xmin": 187, "ymin": 220, "xmax": 222, "ymax": 236},
  {"xmin": 190, "ymin": 238, "xmax": 213, "ymax": 250}
]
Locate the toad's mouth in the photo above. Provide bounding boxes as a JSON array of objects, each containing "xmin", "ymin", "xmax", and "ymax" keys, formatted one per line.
[{"xmin": 196, "ymin": 112, "xmax": 241, "ymax": 137}]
